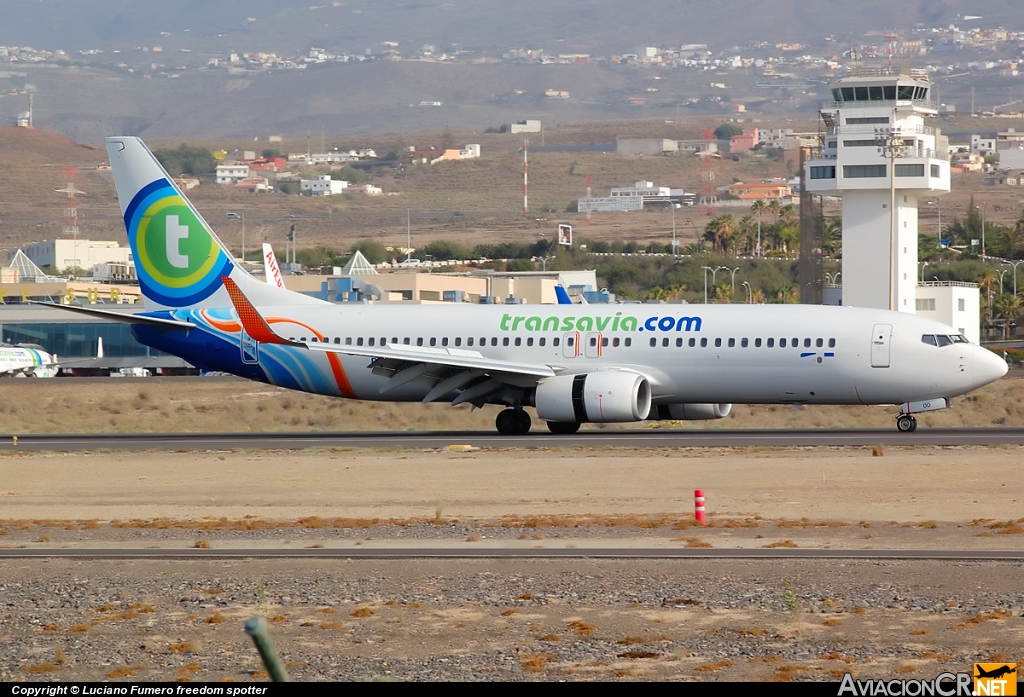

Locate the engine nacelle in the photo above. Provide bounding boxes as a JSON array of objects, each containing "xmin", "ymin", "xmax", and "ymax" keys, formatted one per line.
[
  {"xmin": 535, "ymin": 371, "xmax": 652, "ymax": 423},
  {"xmin": 651, "ymin": 403, "xmax": 732, "ymax": 420}
]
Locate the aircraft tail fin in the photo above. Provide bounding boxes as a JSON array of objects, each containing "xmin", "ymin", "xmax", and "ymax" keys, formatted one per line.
[
  {"xmin": 262, "ymin": 243, "xmax": 287, "ymax": 289},
  {"xmin": 554, "ymin": 285, "xmax": 573, "ymax": 305},
  {"xmin": 104, "ymin": 137, "xmax": 323, "ymax": 311}
]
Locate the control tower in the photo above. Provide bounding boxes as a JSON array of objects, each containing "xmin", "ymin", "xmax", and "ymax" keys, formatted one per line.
[{"xmin": 805, "ymin": 69, "xmax": 950, "ymax": 312}]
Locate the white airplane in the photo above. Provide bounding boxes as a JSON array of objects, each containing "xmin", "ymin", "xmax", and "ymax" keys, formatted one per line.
[
  {"xmin": 0, "ymin": 344, "xmax": 58, "ymax": 378},
  {"xmin": 45, "ymin": 137, "xmax": 1008, "ymax": 434}
]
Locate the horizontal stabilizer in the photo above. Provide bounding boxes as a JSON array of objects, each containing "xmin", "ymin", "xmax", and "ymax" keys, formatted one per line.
[{"xmin": 31, "ymin": 302, "xmax": 196, "ymax": 328}]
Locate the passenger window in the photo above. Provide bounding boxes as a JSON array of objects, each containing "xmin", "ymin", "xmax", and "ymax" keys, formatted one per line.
[
  {"xmin": 430, "ymin": 338, "xmax": 437, "ymax": 346},
  {"xmin": 741, "ymin": 338, "xmax": 748, "ymax": 348},
  {"xmin": 662, "ymin": 337, "xmax": 669, "ymax": 347},
  {"xmin": 804, "ymin": 338, "xmax": 811, "ymax": 348},
  {"xmin": 515, "ymin": 337, "xmax": 522, "ymax": 346},
  {"xmin": 650, "ymin": 338, "xmax": 657, "ymax": 347},
  {"xmin": 417, "ymin": 338, "xmax": 424, "ymax": 346},
  {"xmin": 590, "ymin": 337, "xmax": 598, "ymax": 347},
  {"xmin": 727, "ymin": 338, "xmax": 735, "ymax": 348},
  {"xmin": 700, "ymin": 338, "xmax": 707, "ymax": 347},
  {"xmin": 503, "ymin": 337, "xmax": 510, "ymax": 346},
  {"xmin": 467, "ymin": 337, "xmax": 473, "ymax": 346},
  {"xmin": 391, "ymin": 337, "xmax": 398, "ymax": 345},
  {"xmin": 368, "ymin": 338, "xmax": 375, "ymax": 347},
  {"xmin": 613, "ymin": 337, "xmax": 620, "ymax": 347},
  {"xmin": 828, "ymin": 338, "xmax": 835, "ymax": 348},
  {"xmin": 454, "ymin": 337, "xmax": 462, "ymax": 347},
  {"xmin": 816, "ymin": 338, "xmax": 823, "ymax": 348},
  {"xmin": 380, "ymin": 337, "xmax": 386, "ymax": 346},
  {"xmin": 311, "ymin": 337, "xmax": 318, "ymax": 343},
  {"xmin": 441, "ymin": 337, "xmax": 449, "ymax": 347},
  {"xmin": 936, "ymin": 335, "xmax": 952, "ymax": 347},
  {"xmin": 780, "ymin": 338, "xmax": 786, "ymax": 348},
  {"xmin": 567, "ymin": 337, "xmax": 574, "ymax": 346},
  {"xmin": 602, "ymin": 337, "xmax": 609, "ymax": 347},
  {"xmin": 714, "ymin": 338, "xmax": 722, "ymax": 348},
  {"xmin": 553, "ymin": 338, "xmax": 560, "ymax": 347},
  {"xmin": 300, "ymin": 337, "xmax": 307, "ymax": 342},
  {"xmin": 676, "ymin": 338, "xmax": 683, "ymax": 347},
  {"xmin": 403, "ymin": 337, "xmax": 410, "ymax": 345},
  {"xmin": 792, "ymin": 338, "xmax": 798, "ymax": 347},
  {"xmin": 754, "ymin": 338, "xmax": 761, "ymax": 347},
  {"xmin": 527, "ymin": 337, "xmax": 533, "ymax": 346},
  {"xmin": 491, "ymin": 337, "xmax": 498, "ymax": 346},
  {"xmin": 345, "ymin": 337, "xmax": 352, "ymax": 345},
  {"xmin": 922, "ymin": 335, "xmax": 937, "ymax": 346},
  {"xmin": 767, "ymin": 338, "xmax": 774, "ymax": 348},
  {"xmin": 334, "ymin": 337, "xmax": 341, "ymax": 344},
  {"xmin": 625, "ymin": 338, "xmax": 632, "ymax": 347},
  {"xmin": 357, "ymin": 337, "xmax": 363, "ymax": 346},
  {"xmin": 539, "ymin": 337, "xmax": 546, "ymax": 347}
]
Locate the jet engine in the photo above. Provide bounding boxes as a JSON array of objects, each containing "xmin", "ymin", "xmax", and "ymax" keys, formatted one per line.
[
  {"xmin": 534, "ymin": 371, "xmax": 651, "ymax": 423},
  {"xmin": 651, "ymin": 403, "xmax": 732, "ymax": 420}
]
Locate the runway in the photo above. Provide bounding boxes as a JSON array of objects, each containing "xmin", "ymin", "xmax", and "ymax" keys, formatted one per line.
[
  {"xmin": 2, "ymin": 548, "xmax": 1023, "ymax": 560},
  {"xmin": 2, "ymin": 427, "xmax": 1024, "ymax": 451}
]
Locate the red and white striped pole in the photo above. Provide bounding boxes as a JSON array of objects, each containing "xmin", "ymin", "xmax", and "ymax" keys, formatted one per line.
[
  {"xmin": 523, "ymin": 139, "xmax": 529, "ymax": 214},
  {"xmin": 694, "ymin": 489, "xmax": 706, "ymax": 524}
]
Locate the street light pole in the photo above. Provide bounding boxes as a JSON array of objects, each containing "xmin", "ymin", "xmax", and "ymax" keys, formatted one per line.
[
  {"xmin": 729, "ymin": 266, "xmax": 740, "ymax": 296},
  {"xmin": 1004, "ymin": 260, "xmax": 1024, "ymax": 296},
  {"xmin": 741, "ymin": 280, "xmax": 752, "ymax": 304},
  {"xmin": 876, "ymin": 127, "xmax": 906, "ymax": 312},
  {"xmin": 920, "ymin": 261, "xmax": 928, "ymax": 283},
  {"xmin": 998, "ymin": 268, "xmax": 1009, "ymax": 296},
  {"xmin": 227, "ymin": 212, "xmax": 245, "ymax": 261}
]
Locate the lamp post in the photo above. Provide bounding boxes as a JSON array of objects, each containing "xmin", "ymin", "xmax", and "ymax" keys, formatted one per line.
[
  {"xmin": 975, "ymin": 203, "xmax": 986, "ymax": 258},
  {"xmin": 226, "ymin": 211, "xmax": 245, "ymax": 262},
  {"xmin": 876, "ymin": 127, "xmax": 906, "ymax": 312},
  {"xmin": 701, "ymin": 265, "xmax": 728, "ymax": 304},
  {"xmin": 1003, "ymin": 260, "xmax": 1024, "ymax": 296},
  {"xmin": 920, "ymin": 261, "xmax": 929, "ymax": 283},
  {"xmin": 741, "ymin": 280, "xmax": 752, "ymax": 304},
  {"xmin": 928, "ymin": 198, "xmax": 942, "ymax": 245},
  {"xmin": 825, "ymin": 271, "xmax": 841, "ymax": 285},
  {"xmin": 729, "ymin": 266, "xmax": 741, "ymax": 296},
  {"xmin": 671, "ymin": 203, "xmax": 681, "ymax": 256},
  {"xmin": 998, "ymin": 268, "xmax": 1009, "ymax": 296}
]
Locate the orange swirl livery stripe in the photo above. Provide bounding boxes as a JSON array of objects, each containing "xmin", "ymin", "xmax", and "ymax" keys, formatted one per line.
[
  {"xmin": 220, "ymin": 277, "xmax": 356, "ymax": 398},
  {"xmin": 200, "ymin": 310, "xmax": 241, "ymax": 333},
  {"xmin": 266, "ymin": 317, "xmax": 356, "ymax": 399}
]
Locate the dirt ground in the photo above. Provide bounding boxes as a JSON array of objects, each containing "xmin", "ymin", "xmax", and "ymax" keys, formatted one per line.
[{"xmin": 1, "ymin": 445, "xmax": 1023, "ymax": 682}]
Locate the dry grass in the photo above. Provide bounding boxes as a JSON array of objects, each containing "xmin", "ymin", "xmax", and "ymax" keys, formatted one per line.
[
  {"xmin": 521, "ymin": 653, "xmax": 557, "ymax": 673},
  {"xmin": 203, "ymin": 612, "xmax": 228, "ymax": 624},
  {"xmin": 822, "ymin": 619, "xmax": 843, "ymax": 627},
  {"xmin": 169, "ymin": 642, "xmax": 200, "ymax": 653},
  {"xmin": 958, "ymin": 609, "xmax": 1012, "ymax": 628},
  {"xmin": 618, "ymin": 650, "xmax": 661, "ymax": 659},
  {"xmin": 193, "ymin": 539, "xmax": 212, "ymax": 549},
  {"xmin": 175, "ymin": 662, "xmax": 200, "ymax": 677},
  {"xmin": 765, "ymin": 664, "xmax": 814, "ymax": 682},
  {"xmin": 694, "ymin": 660, "xmax": 733, "ymax": 672},
  {"xmin": 895, "ymin": 665, "xmax": 917, "ymax": 674},
  {"xmin": 919, "ymin": 651, "xmax": 953, "ymax": 660},
  {"xmin": 319, "ymin": 621, "xmax": 344, "ymax": 630},
  {"xmin": 501, "ymin": 609, "xmax": 519, "ymax": 617},
  {"xmin": 820, "ymin": 653, "xmax": 856, "ymax": 664},
  {"xmin": 538, "ymin": 634, "xmax": 559, "ymax": 642},
  {"xmin": 22, "ymin": 647, "xmax": 67, "ymax": 675},
  {"xmin": 350, "ymin": 607, "xmax": 374, "ymax": 618},
  {"xmin": 568, "ymin": 620, "xmax": 594, "ymax": 636},
  {"xmin": 764, "ymin": 540, "xmax": 798, "ymax": 548},
  {"xmin": 106, "ymin": 666, "xmax": 139, "ymax": 679},
  {"xmin": 909, "ymin": 629, "xmax": 930, "ymax": 636},
  {"xmin": 872, "ymin": 445, "xmax": 885, "ymax": 457},
  {"xmin": 3, "ymin": 376, "xmax": 1022, "ymax": 436}
]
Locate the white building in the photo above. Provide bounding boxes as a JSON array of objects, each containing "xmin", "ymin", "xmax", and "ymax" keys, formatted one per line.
[
  {"xmin": 510, "ymin": 120, "xmax": 541, "ymax": 134},
  {"xmin": 11, "ymin": 240, "xmax": 132, "ymax": 273},
  {"xmin": 215, "ymin": 163, "xmax": 249, "ymax": 184},
  {"xmin": 805, "ymin": 69, "xmax": 951, "ymax": 314},
  {"xmin": 914, "ymin": 282, "xmax": 981, "ymax": 345},
  {"xmin": 971, "ymin": 135, "xmax": 996, "ymax": 156},
  {"xmin": 998, "ymin": 146, "xmax": 1024, "ymax": 171},
  {"xmin": 300, "ymin": 175, "xmax": 348, "ymax": 196}
]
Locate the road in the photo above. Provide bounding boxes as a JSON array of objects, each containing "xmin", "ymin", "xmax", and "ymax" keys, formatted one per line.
[
  {"xmin": 2, "ymin": 548, "xmax": 1024, "ymax": 560},
  {"xmin": 2, "ymin": 427, "xmax": 1024, "ymax": 451}
]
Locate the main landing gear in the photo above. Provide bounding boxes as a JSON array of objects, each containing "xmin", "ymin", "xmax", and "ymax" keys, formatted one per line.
[
  {"xmin": 496, "ymin": 408, "xmax": 532, "ymax": 436},
  {"xmin": 896, "ymin": 414, "xmax": 918, "ymax": 433}
]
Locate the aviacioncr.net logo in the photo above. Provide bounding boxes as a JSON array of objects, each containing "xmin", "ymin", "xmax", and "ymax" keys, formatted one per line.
[{"xmin": 136, "ymin": 196, "xmax": 222, "ymax": 289}]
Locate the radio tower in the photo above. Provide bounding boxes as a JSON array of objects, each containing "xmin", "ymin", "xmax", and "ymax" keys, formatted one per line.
[
  {"xmin": 56, "ymin": 167, "xmax": 85, "ymax": 240},
  {"xmin": 884, "ymin": 31, "xmax": 898, "ymax": 74},
  {"xmin": 698, "ymin": 128, "xmax": 718, "ymax": 217}
]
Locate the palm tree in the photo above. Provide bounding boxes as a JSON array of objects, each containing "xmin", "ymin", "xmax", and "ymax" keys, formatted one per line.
[
  {"xmin": 737, "ymin": 215, "xmax": 756, "ymax": 255},
  {"xmin": 750, "ymin": 199, "xmax": 769, "ymax": 255},
  {"xmin": 767, "ymin": 199, "xmax": 782, "ymax": 220},
  {"xmin": 993, "ymin": 293, "xmax": 1022, "ymax": 340},
  {"xmin": 820, "ymin": 216, "xmax": 842, "ymax": 258},
  {"xmin": 978, "ymin": 270, "xmax": 999, "ymax": 320}
]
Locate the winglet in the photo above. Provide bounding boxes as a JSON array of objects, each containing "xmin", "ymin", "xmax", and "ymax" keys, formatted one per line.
[{"xmin": 221, "ymin": 277, "xmax": 297, "ymax": 345}]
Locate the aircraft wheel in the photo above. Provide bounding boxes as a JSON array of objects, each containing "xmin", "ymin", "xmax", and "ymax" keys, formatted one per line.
[
  {"xmin": 516, "ymin": 409, "xmax": 532, "ymax": 435},
  {"xmin": 896, "ymin": 415, "xmax": 916, "ymax": 433},
  {"xmin": 496, "ymin": 409, "xmax": 528, "ymax": 436},
  {"xmin": 547, "ymin": 421, "xmax": 581, "ymax": 435}
]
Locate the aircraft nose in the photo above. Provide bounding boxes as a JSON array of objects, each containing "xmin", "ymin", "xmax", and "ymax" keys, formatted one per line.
[{"xmin": 973, "ymin": 346, "xmax": 1008, "ymax": 388}]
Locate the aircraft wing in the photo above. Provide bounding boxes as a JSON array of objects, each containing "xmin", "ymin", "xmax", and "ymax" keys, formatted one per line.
[
  {"xmin": 31, "ymin": 302, "xmax": 197, "ymax": 328},
  {"xmin": 221, "ymin": 277, "xmax": 558, "ymax": 403}
]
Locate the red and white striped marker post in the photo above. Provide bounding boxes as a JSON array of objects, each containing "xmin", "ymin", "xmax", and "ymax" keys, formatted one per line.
[{"xmin": 694, "ymin": 489, "xmax": 706, "ymax": 524}]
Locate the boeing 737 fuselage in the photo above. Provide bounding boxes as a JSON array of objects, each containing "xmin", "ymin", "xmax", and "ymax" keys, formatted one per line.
[{"xmin": 45, "ymin": 137, "xmax": 1008, "ymax": 435}]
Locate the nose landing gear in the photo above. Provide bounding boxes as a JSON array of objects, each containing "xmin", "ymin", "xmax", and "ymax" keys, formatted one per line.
[{"xmin": 896, "ymin": 414, "xmax": 918, "ymax": 433}]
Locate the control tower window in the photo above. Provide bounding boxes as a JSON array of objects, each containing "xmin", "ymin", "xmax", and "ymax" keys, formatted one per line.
[
  {"xmin": 841, "ymin": 87, "xmax": 855, "ymax": 101},
  {"xmin": 898, "ymin": 85, "xmax": 914, "ymax": 100},
  {"xmin": 884, "ymin": 86, "xmax": 896, "ymax": 100},
  {"xmin": 869, "ymin": 86, "xmax": 884, "ymax": 100},
  {"xmin": 832, "ymin": 88, "xmax": 842, "ymax": 101},
  {"xmin": 854, "ymin": 86, "xmax": 869, "ymax": 100}
]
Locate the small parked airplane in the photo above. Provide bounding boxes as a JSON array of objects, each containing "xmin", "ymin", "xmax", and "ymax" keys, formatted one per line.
[
  {"xmin": 42, "ymin": 137, "xmax": 1008, "ymax": 434},
  {"xmin": 0, "ymin": 344, "xmax": 58, "ymax": 378}
]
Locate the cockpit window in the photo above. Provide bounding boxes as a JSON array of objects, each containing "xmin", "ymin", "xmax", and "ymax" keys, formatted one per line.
[
  {"xmin": 921, "ymin": 334, "xmax": 937, "ymax": 346},
  {"xmin": 950, "ymin": 334, "xmax": 968, "ymax": 343},
  {"xmin": 936, "ymin": 335, "xmax": 952, "ymax": 347}
]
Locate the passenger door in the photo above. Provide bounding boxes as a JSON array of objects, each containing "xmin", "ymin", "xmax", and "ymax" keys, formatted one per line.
[
  {"xmin": 240, "ymin": 329, "xmax": 259, "ymax": 365},
  {"xmin": 584, "ymin": 332, "xmax": 603, "ymax": 358},
  {"xmin": 562, "ymin": 331, "xmax": 581, "ymax": 358},
  {"xmin": 870, "ymin": 324, "xmax": 891, "ymax": 368}
]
